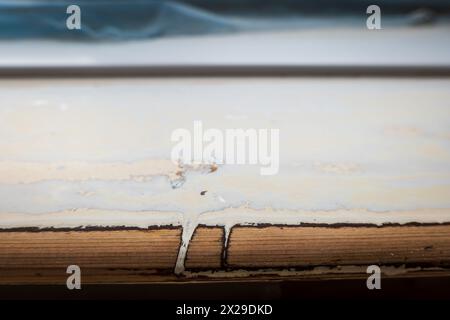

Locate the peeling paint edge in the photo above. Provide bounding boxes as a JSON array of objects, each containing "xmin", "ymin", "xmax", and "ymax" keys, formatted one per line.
[
  {"xmin": 2, "ymin": 207, "xmax": 450, "ymax": 275},
  {"xmin": 183, "ymin": 265, "xmax": 449, "ymax": 279}
]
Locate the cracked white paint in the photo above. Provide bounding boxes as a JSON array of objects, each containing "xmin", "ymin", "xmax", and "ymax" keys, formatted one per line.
[{"xmin": 1, "ymin": 78, "xmax": 450, "ymax": 274}]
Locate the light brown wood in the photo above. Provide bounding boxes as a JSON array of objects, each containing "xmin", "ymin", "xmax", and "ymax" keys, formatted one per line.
[
  {"xmin": 1, "ymin": 225, "xmax": 450, "ymax": 284},
  {"xmin": 0, "ymin": 229, "xmax": 182, "ymax": 284},
  {"xmin": 227, "ymin": 225, "xmax": 450, "ymax": 268},
  {"xmin": 0, "ymin": 229, "xmax": 180, "ymax": 268},
  {"xmin": 185, "ymin": 227, "xmax": 223, "ymax": 270}
]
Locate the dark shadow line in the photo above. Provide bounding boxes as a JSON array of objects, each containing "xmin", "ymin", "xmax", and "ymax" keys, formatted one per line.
[{"xmin": 1, "ymin": 65, "xmax": 450, "ymax": 78}]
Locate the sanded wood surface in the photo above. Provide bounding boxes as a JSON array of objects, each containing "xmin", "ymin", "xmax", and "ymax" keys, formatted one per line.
[
  {"xmin": 185, "ymin": 227, "xmax": 224, "ymax": 270},
  {"xmin": 0, "ymin": 229, "xmax": 182, "ymax": 284},
  {"xmin": 1, "ymin": 225, "xmax": 450, "ymax": 284},
  {"xmin": 227, "ymin": 225, "xmax": 450, "ymax": 268}
]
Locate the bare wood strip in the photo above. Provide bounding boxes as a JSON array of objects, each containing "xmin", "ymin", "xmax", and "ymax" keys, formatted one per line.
[
  {"xmin": 1, "ymin": 225, "xmax": 450, "ymax": 284},
  {"xmin": 0, "ymin": 229, "xmax": 182, "ymax": 284},
  {"xmin": 185, "ymin": 227, "xmax": 223, "ymax": 270},
  {"xmin": 227, "ymin": 225, "xmax": 450, "ymax": 268}
]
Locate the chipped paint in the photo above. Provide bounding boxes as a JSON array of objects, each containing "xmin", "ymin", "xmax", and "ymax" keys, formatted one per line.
[
  {"xmin": 1, "ymin": 78, "xmax": 450, "ymax": 274},
  {"xmin": 183, "ymin": 265, "xmax": 441, "ymax": 279}
]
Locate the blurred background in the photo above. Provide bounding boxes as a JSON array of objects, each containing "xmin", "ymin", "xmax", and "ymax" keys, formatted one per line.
[{"xmin": 0, "ymin": 0, "xmax": 449, "ymax": 67}]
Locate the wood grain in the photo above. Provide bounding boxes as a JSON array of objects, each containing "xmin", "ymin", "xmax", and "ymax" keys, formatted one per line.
[
  {"xmin": 1, "ymin": 225, "xmax": 450, "ymax": 284},
  {"xmin": 185, "ymin": 227, "xmax": 223, "ymax": 270},
  {"xmin": 227, "ymin": 225, "xmax": 450, "ymax": 268},
  {"xmin": 0, "ymin": 229, "xmax": 182, "ymax": 284}
]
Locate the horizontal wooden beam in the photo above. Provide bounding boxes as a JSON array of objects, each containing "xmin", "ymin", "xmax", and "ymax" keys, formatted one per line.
[
  {"xmin": 1, "ymin": 224, "xmax": 449, "ymax": 284},
  {"xmin": 227, "ymin": 225, "xmax": 450, "ymax": 268}
]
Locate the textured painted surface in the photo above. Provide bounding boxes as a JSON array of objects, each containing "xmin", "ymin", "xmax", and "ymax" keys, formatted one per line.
[{"xmin": 1, "ymin": 78, "xmax": 450, "ymax": 273}]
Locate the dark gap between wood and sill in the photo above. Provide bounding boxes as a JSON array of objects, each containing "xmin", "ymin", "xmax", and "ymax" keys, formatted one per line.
[{"xmin": 1, "ymin": 65, "xmax": 450, "ymax": 78}]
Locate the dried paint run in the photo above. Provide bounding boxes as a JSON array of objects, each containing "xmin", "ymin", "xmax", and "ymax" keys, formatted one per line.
[{"xmin": 1, "ymin": 78, "xmax": 450, "ymax": 274}]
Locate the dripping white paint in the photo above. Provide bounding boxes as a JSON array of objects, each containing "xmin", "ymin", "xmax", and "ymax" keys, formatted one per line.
[{"xmin": 171, "ymin": 120, "xmax": 280, "ymax": 175}]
